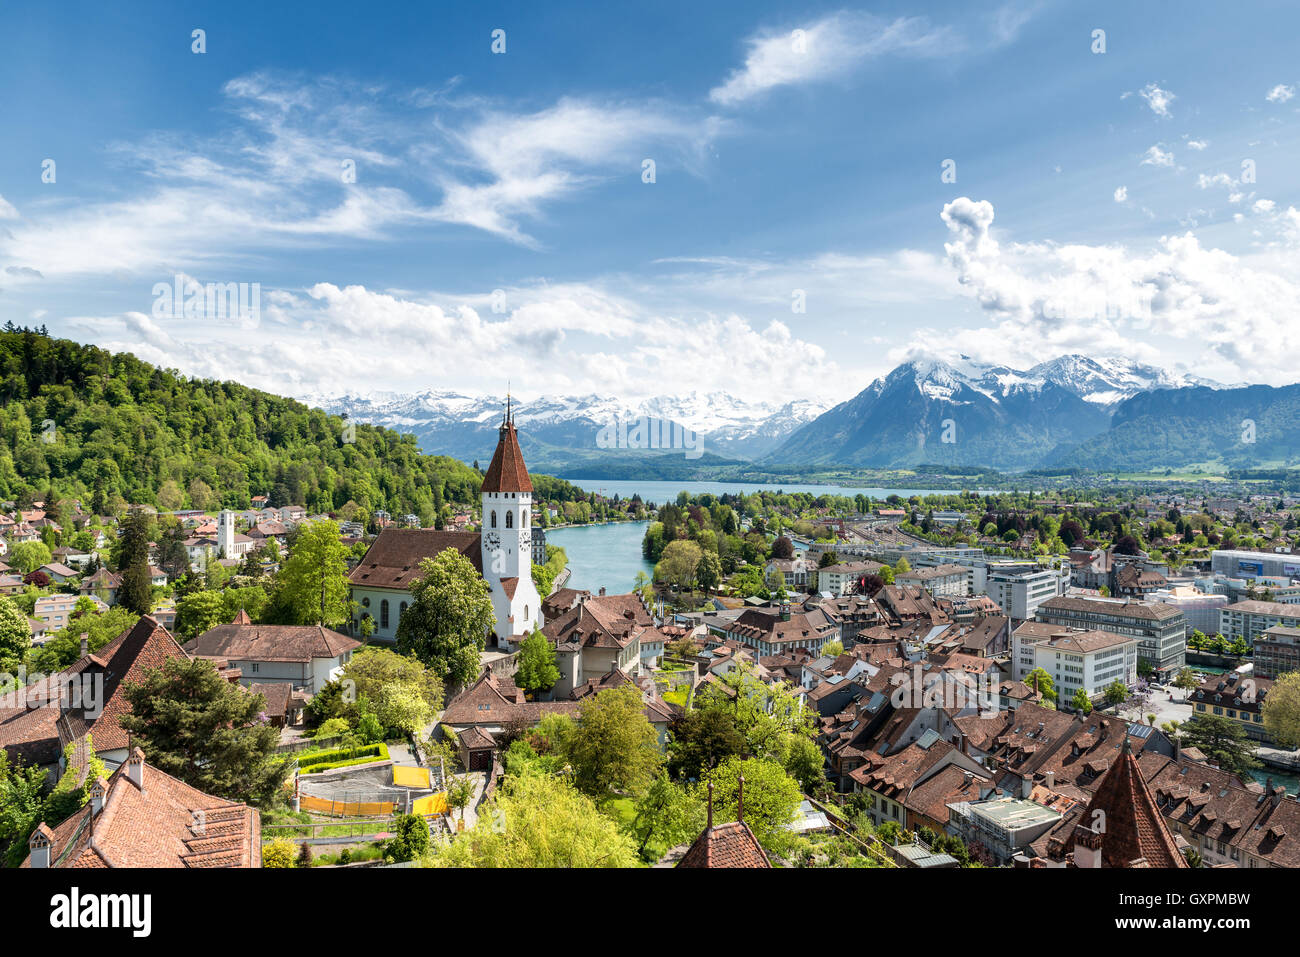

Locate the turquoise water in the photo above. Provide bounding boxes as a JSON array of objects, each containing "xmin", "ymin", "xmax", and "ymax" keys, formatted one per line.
[
  {"xmin": 564, "ymin": 478, "xmax": 958, "ymax": 506},
  {"xmin": 1249, "ymin": 767, "xmax": 1299, "ymax": 795},
  {"xmin": 544, "ymin": 521, "xmax": 655, "ymax": 597},
  {"xmin": 545, "ymin": 478, "xmax": 955, "ymax": 595}
]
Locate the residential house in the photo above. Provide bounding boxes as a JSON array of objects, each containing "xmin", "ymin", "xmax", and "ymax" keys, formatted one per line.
[
  {"xmin": 183, "ymin": 611, "xmax": 362, "ymax": 694},
  {"xmin": 23, "ymin": 747, "xmax": 261, "ymax": 868}
]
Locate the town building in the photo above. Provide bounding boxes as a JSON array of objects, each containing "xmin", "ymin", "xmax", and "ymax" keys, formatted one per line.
[
  {"xmin": 895, "ymin": 563, "xmax": 969, "ymax": 598},
  {"xmin": 1254, "ymin": 625, "xmax": 1300, "ymax": 680},
  {"xmin": 23, "ymin": 747, "xmax": 261, "ymax": 868},
  {"xmin": 1211, "ymin": 548, "xmax": 1300, "ymax": 580},
  {"xmin": 1018, "ymin": 628, "xmax": 1139, "ymax": 704},
  {"xmin": 1190, "ymin": 671, "xmax": 1274, "ymax": 743},
  {"xmin": 1219, "ymin": 599, "xmax": 1300, "ymax": 645},
  {"xmin": 705, "ymin": 603, "xmax": 838, "ymax": 658},
  {"xmin": 815, "ymin": 560, "xmax": 884, "ymax": 597},
  {"xmin": 183, "ymin": 610, "xmax": 362, "ymax": 694},
  {"xmin": 1036, "ymin": 595, "xmax": 1186, "ymax": 678},
  {"xmin": 985, "ymin": 564, "xmax": 1067, "ymax": 621}
]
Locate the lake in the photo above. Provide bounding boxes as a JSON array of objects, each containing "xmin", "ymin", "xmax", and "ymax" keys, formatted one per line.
[
  {"xmin": 543, "ymin": 478, "xmax": 955, "ymax": 597},
  {"xmin": 563, "ymin": 478, "xmax": 958, "ymax": 506},
  {"xmin": 543, "ymin": 520, "xmax": 655, "ymax": 597}
]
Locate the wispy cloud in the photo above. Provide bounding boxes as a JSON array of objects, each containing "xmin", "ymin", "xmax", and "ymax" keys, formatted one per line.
[
  {"xmin": 709, "ymin": 11, "xmax": 960, "ymax": 106},
  {"xmin": 0, "ymin": 72, "xmax": 727, "ymax": 281}
]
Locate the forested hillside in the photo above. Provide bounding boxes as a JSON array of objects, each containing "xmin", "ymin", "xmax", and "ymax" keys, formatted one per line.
[{"xmin": 0, "ymin": 327, "xmax": 484, "ymax": 520}]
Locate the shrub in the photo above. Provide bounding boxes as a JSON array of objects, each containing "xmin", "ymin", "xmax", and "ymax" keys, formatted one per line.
[
  {"xmin": 314, "ymin": 717, "xmax": 351, "ymax": 739},
  {"xmin": 263, "ymin": 838, "xmax": 297, "ymax": 868},
  {"xmin": 386, "ymin": 812, "xmax": 431, "ymax": 863},
  {"xmin": 295, "ymin": 743, "xmax": 389, "ymax": 773}
]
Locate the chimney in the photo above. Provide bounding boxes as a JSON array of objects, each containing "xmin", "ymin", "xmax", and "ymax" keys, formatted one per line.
[
  {"xmin": 28, "ymin": 823, "xmax": 54, "ymax": 868},
  {"xmin": 79, "ymin": 632, "xmax": 89, "ymax": 658},
  {"xmin": 90, "ymin": 776, "xmax": 108, "ymax": 816},
  {"xmin": 1045, "ymin": 770, "xmax": 1055, "ymax": 789},
  {"xmin": 1021, "ymin": 776, "xmax": 1032, "ymax": 798},
  {"xmin": 126, "ymin": 746, "xmax": 145, "ymax": 789},
  {"xmin": 599, "ymin": 587, "xmax": 606, "ymax": 597}
]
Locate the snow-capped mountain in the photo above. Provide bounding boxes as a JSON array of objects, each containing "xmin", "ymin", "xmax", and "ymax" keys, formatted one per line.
[
  {"xmin": 900, "ymin": 354, "xmax": 1223, "ymax": 409},
  {"xmin": 768, "ymin": 354, "xmax": 1230, "ymax": 471},
  {"xmin": 304, "ymin": 389, "xmax": 829, "ymax": 465}
]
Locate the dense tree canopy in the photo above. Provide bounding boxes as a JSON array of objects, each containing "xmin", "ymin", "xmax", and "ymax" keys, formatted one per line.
[{"xmin": 0, "ymin": 328, "xmax": 483, "ymax": 520}]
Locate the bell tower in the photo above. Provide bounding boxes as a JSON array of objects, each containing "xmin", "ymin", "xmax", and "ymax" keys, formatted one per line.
[{"xmin": 478, "ymin": 394, "xmax": 542, "ymax": 648}]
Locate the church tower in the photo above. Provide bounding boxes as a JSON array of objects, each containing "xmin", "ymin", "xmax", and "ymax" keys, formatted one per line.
[{"xmin": 479, "ymin": 397, "xmax": 543, "ymax": 649}]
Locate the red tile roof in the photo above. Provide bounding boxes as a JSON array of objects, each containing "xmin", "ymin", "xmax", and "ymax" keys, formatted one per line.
[
  {"xmin": 22, "ymin": 748, "xmax": 260, "ymax": 868},
  {"xmin": 184, "ymin": 622, "xmax": 360, "ymax": 664},
  {"xmin": 58, "ymin": 616, "xmax": 190, "ymax": 753},
  {"xmin": 480, "ymin": 419, "xmax": 533, "ymax": 494},
  {"xmin": 348, "ymin": 528, "xmax": 482, "ymax": 589},
  {"xmin": 677, "ymin": 821, "xmax": 771, "ymax": 868},
  {"xmin": 1067, "ymin": 743, "xmax": 1187, "ymax": 868}
]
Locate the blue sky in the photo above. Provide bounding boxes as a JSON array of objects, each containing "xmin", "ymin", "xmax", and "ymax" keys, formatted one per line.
[{"xmin": 2, "ymin": 0, "xmax": 1299, "ymax": 407}]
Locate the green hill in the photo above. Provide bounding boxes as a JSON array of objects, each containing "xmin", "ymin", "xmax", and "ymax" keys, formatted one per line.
[{"xmin": 0, "ymin": 326, "xmax": 484, "ymax": 520}]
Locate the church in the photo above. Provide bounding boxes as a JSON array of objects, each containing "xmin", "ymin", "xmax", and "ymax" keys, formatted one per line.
[{"xmin": 347, "ymin": 401, "xmax": 543, "ymax": 650}]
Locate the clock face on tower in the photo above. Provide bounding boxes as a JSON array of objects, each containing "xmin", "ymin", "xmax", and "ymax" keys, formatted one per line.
[
  {"xmin": 484, "ymin": 530, "xmax": 501, "ymax": 552},
  {"xmin": 520, "ymin": 529, "xmax": 531, "ymax": 549}
]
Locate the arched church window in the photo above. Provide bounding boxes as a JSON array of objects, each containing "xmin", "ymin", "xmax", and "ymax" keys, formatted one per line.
[
  {"xmin": 506, "ymin": 511, "xmax": 513, "ymax": 528},
  {"xmin": 523, "ymin": 509, "xmax": 528, "ymax": 527},
  {"xmin": 491, "ymin": 511, "xmax": 497, "ymax": 528}
]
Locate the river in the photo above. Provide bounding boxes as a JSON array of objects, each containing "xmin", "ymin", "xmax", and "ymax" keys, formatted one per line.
[{"xmin": 543, "ymin": 520, "xmax": 655, "ymax": 597}]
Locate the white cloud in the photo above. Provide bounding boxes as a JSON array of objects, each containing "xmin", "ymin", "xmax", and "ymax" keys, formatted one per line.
[
  {"xmin": 1114, "ymin": 186, "xmax": 1128, "ymax": 203},
  {"xmin": 0, "ymin": 195, "xmax": 18, "ymax": 220},
  {"xmin": 1266, "ymin": 84, "xmax": 1295, "ymax": 103},
  {"xmin": 1140, "ymin": 145, "xmax": 1174, "ymax": 167},
  {"xmin": 1253, "ymin": 199, "xmax": 1276, "ymax": 214},
  {"xmin": 709, "ymin": 11, "xmax": 959, "ymax": 106},
  {"xmin": 1185, "ymin": 138, "xmax": 1208, "ymax": 150},
  {"xmin": 1137, "ymin": 83, "xmax": 1176, "ymax": 117},
  {"xmin": 87, "ymin": 279, "xmax": 843, "ymax": 405},
  {"xmin": 934, "ymin": 196, "xmax": 1300, "ymax": 384},
  {"xmin": 1197, "ymin": 172, "xmax": 1238, "ymax": 190}
]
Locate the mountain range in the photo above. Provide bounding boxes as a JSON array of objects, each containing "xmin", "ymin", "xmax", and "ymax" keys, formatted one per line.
[
  {"xmin": 305, "ymin": 389, "xmax": 827, "ymax": 472},
  {"xmin": 308, "ymin": 355, "xmax": 1300, "ymax": 475}
]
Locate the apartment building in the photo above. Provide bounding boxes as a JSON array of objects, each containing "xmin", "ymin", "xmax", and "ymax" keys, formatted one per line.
[
  {"xmin": 895, "ymin": 563, "xmax": 969, "ymax": 598},
  {"xmin": 986, "ymin": 565, "xmax": 1067, "ymax": 621},
  {"xmin": 1035, "ymin": 595, "xmax": 1185, "ymax": 678},
  {"xmin": 1254, "ymin": 625, "xmax": 1300, "ymax": 680},
  {"xmin": 1021, "ymin": 628, "xmax": 1138, "ymax": 703},
  {"xmin": 1219, "ymin": 599, "xmax": 1300, "ymax": 645}
]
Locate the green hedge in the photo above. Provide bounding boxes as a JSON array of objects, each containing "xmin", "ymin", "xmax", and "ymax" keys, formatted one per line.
[{"xmin": 296, "ymin": 743, "xmax": 389, "ymax": 772}]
